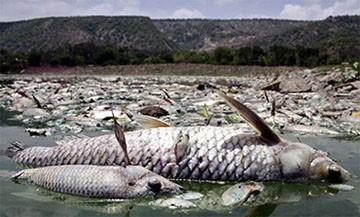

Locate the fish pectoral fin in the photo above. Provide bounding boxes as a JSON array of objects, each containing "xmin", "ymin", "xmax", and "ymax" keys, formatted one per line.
[
  {"xmin": 174, "ymin": 131, "xmax": 190, "ymax": 163},
  {"xmin": 133, "ymin": 115, "xmax": 170, "ymax": 128},
  {"xmin": 11, "ymin": 170, "xmax": 25, "ymax": 179},
  {"xmin": 217, "ymin": 91, "xmax": 281, "ymax": 145}
]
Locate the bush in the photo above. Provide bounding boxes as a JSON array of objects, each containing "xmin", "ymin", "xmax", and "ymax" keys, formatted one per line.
[
  {"xmin": 214, "ymin": 47, "xmax": 233, "ymax": 64},
  {"xmin": 27, "ymin": 50, "xmax": 42, "ymax": 66}
]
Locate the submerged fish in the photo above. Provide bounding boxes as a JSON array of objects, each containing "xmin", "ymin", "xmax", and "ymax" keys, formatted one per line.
[
  {"xmin": 6, "ymin": 92, "xmax": 350, "ymax": 183},
  {"xmin": 12, "ymin": 165, "xmax": 183, "ymax": 198}
]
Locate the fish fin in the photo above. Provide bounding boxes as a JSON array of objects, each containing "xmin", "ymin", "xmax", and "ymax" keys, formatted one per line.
[
  {"xmin": 161, "ymin": 89, "xmax": 176, "ymax": 105},
  {"xmin": 217, "ymin": 91, "xmax": 281, "ymax": 144},
  {"xmin": 11, "ymin": 170, "xmax": 25, "ymax": 179},
  {"xmin": 174, "ymin": 131, "xmax": 190, "ymax": 163},
  {"xmin": 32, "ymin": 95, "xmax": 42, "ymax": 108},
  {"xmin": 133, "ymin": 115, "xmax": 170, "ymax": 128},
  {"xmin": 112, "ymin": 111, "xmax": 131, "ymax": 166},
  {"xmin": 5, "ymin": 141, "xmax": 27, "ymax": 158},
  {"xmin": 55, "ymin": 134, "xmax": 90, "ymax": 145}
]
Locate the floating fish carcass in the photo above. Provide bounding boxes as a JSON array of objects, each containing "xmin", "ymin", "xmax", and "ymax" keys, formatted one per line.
[
  {"xmin": 6, "ymin": 92, "xmax": 351, "ymax": 183},
  {"xmin": 12, "ymin": 165, "xmax": 183, "ymax": 198}
]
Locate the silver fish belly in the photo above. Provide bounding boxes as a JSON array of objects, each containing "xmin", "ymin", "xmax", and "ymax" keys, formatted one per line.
[
  {"xmin": 10, "ymin": 126, "xmax": 283, "ymax": 181},
  {"xmin": 12, "ymin": 165, "xmax": 183, "ymax": 198}
]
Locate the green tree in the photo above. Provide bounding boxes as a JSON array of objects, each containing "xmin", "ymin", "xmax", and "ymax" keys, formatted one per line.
[
  {"xmin": 94, "ymin": 47, "xmax": 118, "ymax": 65},
  {"xmin": 268, "ymin": 45, "xmax": 296, "ymax": 66},
  {"xmin": 27, "ymin": 50, "xmax": 42, "ymax": 66},
  {"xmin": 214, "ymin": 47, "xmax": 233, "ymax": 65}
]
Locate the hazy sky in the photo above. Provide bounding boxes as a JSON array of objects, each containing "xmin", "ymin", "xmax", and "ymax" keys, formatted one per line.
[{"xmin": 0, "ymin": 0, "xmax": 359, "ymax": 22}]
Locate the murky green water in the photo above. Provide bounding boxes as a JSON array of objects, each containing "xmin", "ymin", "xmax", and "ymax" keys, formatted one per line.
[{"xmin": 0, "ymin": 108, "xmax": 359, "ymax": 217}]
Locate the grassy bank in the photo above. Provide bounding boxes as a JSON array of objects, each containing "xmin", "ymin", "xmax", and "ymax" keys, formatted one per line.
[{"xmin": 17, "ymin": 64, "xmax": 303, "ymax": 77}]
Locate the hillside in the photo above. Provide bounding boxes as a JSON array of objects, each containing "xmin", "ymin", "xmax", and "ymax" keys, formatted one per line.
[
  {"xmin": 153, "ymin": 19, "xmax": 309, "ymax": 50},
  {"xmin": 257, "ymin": 16, "xmax": 360, "ymax": 60},
  {"xmin": 0, "ymin": 15, "xmax": 359, "ymax": 55},
  {"xmin": 0, "ymin": 16, "xmax": 173, "ymax": 52}
]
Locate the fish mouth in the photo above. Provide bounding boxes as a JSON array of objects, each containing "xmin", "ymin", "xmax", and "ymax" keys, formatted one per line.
[
  {"xmin": 162, "ymin": 184, "xmax": 184, "ymax": 194},
  {"xmin": 327, "ymin": 164, "xmax": 351, "ymax": 183}
]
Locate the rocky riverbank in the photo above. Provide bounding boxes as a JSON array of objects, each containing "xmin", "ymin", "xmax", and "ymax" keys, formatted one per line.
[{"xmin": 0, "ymin": 66, "xmax": 359, "ymax": 138}]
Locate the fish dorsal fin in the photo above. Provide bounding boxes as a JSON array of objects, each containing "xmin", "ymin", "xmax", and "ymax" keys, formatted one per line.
[
  {"xmin": 112, "ymin": 111, "xmax": 131, "ymax": 166},
  {"xmin": 217, "ymin": 91, "xmax": 281, "ymax": 144},
  {"xmin": 133, "ymin": 115, "xmax": 170, "ymax": 128}
]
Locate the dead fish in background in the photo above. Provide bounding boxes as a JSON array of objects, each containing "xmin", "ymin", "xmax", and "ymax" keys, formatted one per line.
[
  {"xmin": 11, "ymin": 114, "xmax": 183, "ymax": 198},
  {"xmin": 11, "ymin": 165, "xmax": 183, "ymax": 198},
  {"xmin": 221, "ymin": 182, "xmax": 264, "ymax": 206},
  {"xmin": 6, "ymin": 92, "xmax": 351, "ymax": 183}
]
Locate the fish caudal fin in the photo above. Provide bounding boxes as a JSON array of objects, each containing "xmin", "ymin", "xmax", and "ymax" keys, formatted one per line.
[{"xmin": 5, "ymin": 141, "xmax": 26, "ymax": 158}]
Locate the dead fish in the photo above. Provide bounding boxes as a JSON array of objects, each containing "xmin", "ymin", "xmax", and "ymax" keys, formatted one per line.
[
  {"xmin": 149, "ymin": 198, "xmax": 196, "ymax": 209},
  {"xmin": 328, "ymin": 184, "xmax": 355, "ymax": 191},
  {"xmin": 12, "ymin": 165, "xmax": 183, "ymax": 198},
  {"xmin": 221, "ymin": 182, "xmax": 264, "ymax": 206},
  {"xmin": 6, "ymin": 92, "xmax": 351, "ymax": 183}
]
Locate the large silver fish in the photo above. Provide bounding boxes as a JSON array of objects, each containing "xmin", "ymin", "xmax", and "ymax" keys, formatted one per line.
[
  {"xmin": 6, "ymin": 92, "xmax": 350, "ymax": 183},
  {"xmin": 12, "ymin": 165, "xmax": 183, "ymax": 198}
]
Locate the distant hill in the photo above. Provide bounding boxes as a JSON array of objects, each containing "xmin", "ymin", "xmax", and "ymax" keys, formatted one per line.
[
  {"xmin": 0, "ymin": 16, "xmax": 173, "ymax": 52},
  {"xmin": 153, "ymin": 19, "xmax": 309, "ymax": 50},
  {"xmin": 0, "ymin": 15, "xmax": 359, "ymax": 56}
]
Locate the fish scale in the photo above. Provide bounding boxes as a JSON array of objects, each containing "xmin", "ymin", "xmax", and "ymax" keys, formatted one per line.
[{"xmin": 12, "ymin": 126, "xmax": 283, "ymax": 181}]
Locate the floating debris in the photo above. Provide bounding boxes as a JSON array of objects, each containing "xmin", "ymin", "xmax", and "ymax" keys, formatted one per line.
[
  {"xmin": 328, "ymin": 184, "xmax": 355, "ymax": 191},
  {"xmin": 149, "ymin": 198, "xmax": 196, "ymax": 209},
  {"xmin": 0, "ymin": 67, "xmax": 358, "ymax": 136},
  {"xmin": 139, "ymin": 106, "xmax": 169, "ymax": 118},
  {"xmin": 221, "ymin": 182, "xmax": 264, "ymax": 206},
  {"xmin": 25, "ymin": 128, "xmax": 55, "ymax": 136}
]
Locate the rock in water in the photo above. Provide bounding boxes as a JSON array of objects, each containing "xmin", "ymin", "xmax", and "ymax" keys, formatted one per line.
[
  {"xmin": 262, "ymin": 78, "xmax": 311, "ymax": 93},
  {"xmin": 279, "ymin": 78, "xmax": 311, "ymax": 93},
  {"xmin": 22, "ymin": 108, "xmax": 50, "ymax": 118}
]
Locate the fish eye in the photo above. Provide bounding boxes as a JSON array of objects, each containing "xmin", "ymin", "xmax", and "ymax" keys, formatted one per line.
[
  {"xmin": 147, "ymin": 178, "xmax": 162, "ymax": 193},
  {"xmin": 328, "ymin": 165, "xmax": 341, "ymax": 182}
]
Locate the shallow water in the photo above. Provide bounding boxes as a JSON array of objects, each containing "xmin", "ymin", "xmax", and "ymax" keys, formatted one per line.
[{"xmin": 0, "ymin": 109, "xmax": 359, "ymax": 217}]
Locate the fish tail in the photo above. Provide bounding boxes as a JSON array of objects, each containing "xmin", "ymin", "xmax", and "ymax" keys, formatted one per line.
[{"xmin": 4, "ymin": 141, "xmax": 27, "ymax": 158}]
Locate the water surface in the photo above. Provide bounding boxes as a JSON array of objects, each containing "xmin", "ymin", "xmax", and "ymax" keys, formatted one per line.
[{"xmin": 0, "ymin": 109, "xmax": 359, "ymax": 217}]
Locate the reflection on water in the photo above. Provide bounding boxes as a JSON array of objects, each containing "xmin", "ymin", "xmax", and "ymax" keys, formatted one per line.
[{"xmin": 0, "ymin": 116, "xmax": 359, "ymax": 217}]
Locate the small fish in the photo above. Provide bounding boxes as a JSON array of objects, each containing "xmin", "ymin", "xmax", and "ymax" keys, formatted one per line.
[
  {"xmin": 328, "ymin": 184, "xmax": 355, "ymax": 191},
  {"xmin": 12, "ymin": 165, "xmax": 183, "ymax": 198},
  {"xmin": 221, "ymin": 182, "xmax": 264, "ymax": 206}
]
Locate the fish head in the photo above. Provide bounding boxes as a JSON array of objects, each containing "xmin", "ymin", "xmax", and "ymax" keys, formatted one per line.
[
  {"xmin": 279, "ymin": 142, "xmax": 351, "ymax": 183},
  {"xmin": 125, "ymin": 166, "xmax": 183, "ymax": 197}
]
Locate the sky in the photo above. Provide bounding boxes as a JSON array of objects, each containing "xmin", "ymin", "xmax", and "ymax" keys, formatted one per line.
[{"xmin": 0, "ymin": 0, "xmax": 359, "ymax": 22}]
